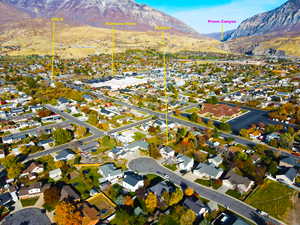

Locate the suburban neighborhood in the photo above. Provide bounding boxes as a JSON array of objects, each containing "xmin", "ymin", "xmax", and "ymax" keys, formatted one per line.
[{"xmin": 0, "ymin": 50, "xmax": 299, "ymax": 225}]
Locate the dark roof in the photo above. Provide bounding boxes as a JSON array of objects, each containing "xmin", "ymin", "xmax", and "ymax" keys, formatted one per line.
[
  {"xmin": 183, "ymin": 197, "xmax": 206, "ymax": 214},
  {"xmin": 224, "ymin": 170, "xmax": 253, "ymax": 186},
  {"xmin": 123, "ymin": 171, "xmax": 143, "ymax": 186},
  {"xmin": 285, "ymin": 167, "xmax": 298, "ymax": 181},
  {"xmin": 280, "ymin": 157, "xmax": 300, "ymax": 167},
  {"xmin": 55, "ymin": 149, "xmax": 75, "ymax": 160},
  {"xmin": 0, "ymin": 192, "xmax": 12, "ymax": 206},
  {"xmin": 60, "ymin": 185, "xmax": 80, "ymax": 201},
  {"xmin": 149, "ymin": 181, "xmax": 174, "ymax": 197},
  {"xmin": 58, "ymin": 97, "xmax": 70, "ymax": 104}
]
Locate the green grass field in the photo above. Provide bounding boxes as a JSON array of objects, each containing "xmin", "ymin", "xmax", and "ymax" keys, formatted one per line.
[
  {"xmin": 245, "ymin": 179, "xmax": 297, "ymax": 221},
  {"xmin": 20, "ymin": 197, "xmax": 39, "ymax": 207}
]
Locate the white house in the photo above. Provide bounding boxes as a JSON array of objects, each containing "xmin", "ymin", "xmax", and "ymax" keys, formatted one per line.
[
  {"xmin": 276, "ymin": 168, "xmax": 298, "ymax": 185},
  {"xmin": 49, "ymin": 168, "xmax": 62, "ymax": 181},
  {"xmin": 208, "ymin": 155, "xmax": 223, "ymax": 167},
  {"xmin": 160, "ymin": 146, "xmax": 175, "ymax": 159},
  {"xmin": 176, "ymin": 154, "xmax": 194, "ymax": 171},
  {"xmin": 223, "ymin": 170, "xmax": 254, "ymax": 193},
  {"xmin": 18, "ymin": 182, "xmax": 42, "ymax": 199},
  {"xmin": 98, "ymin": 163, "xmax": 123, "ymax": 184},
  {"xmin": 122, "ymin": 171, "xmax": 144, "ymax": 192}
]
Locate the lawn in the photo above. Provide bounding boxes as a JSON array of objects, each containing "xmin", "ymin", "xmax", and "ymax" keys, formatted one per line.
[
  {"xmin": 245, "ymin": 179, "xmax": 297, "ymax": 221},
  {"xmin": 163, "ymin": 163, "xmax": 177, "ymax": 171},
  {"xmin": 20, "ymin": 197, "xmax": 39, "ymax": 207},
  {"xmin": 195, "ymin": 179, "xmax": 212, "ymax": 187},
  {"xmin": 226, "ymin": 189, "xmax": 242, "ymax": 199}
]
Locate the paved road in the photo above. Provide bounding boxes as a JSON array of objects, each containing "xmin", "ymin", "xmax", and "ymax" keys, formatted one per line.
[
  {"xmin": 128, "ymin": 157, "xmax": 283, "ymax": 225},
  {"xmin": 45, "ymin": 104, "xmax": 104, "ymax": 136},
  {"xmin": 2, "ymin": 121, "xmax": 71, "ymax": 139},
  {"xmin": 93, "ymin": 91, "xmax": 297, "ymax": 159},
  {"xmin": 24, "ymin": 116, "xmax": 153, "ymax": 162},
  {"xmin": 2, "ymin": 208, "xmax": 51, "ymax": 225},
  {"xmin": 107, "ymin": 117, "xmax": 153, "ymax": 134}
]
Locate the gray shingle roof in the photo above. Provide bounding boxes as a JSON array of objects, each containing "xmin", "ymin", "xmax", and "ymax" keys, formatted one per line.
[{"xmin": 123, "ymin": 171, "xmax": 143, "ymax": 187}]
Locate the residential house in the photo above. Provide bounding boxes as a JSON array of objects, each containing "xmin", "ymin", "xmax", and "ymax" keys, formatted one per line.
[
  {"xmin": 57, "ymin": 97, "xmax": 72, "ymax": 110},
  {"xmin": 18, "ymin": 182, "xmax": 42, "ymax": 199},
  {"xmin": 208, "ymin": 155, "xmax": 223, "ymax": 167},
  {"xmin": 60, "ymin": 185, "xmax": 80, "ymax": 201},
  {"xmin": 223, "ymin": 170, "xmax": 254, "ymax": 193},
  {"xmin": 108, "ymin": 147, "xmax": 125, "ymax": 159},
  {"xmin": 21, "ymin": 162, "xmax": 44, "ymax": 180},
  {"xmin": 276, "ymin": 168, "xmax": 298, "ymax": 185},
  {"xmin": 49, "ymin": 168, "xmax": 62, "ymax": 181},
  {"xmin": 193, "ymin": 163, "xmax": 223, "ymax": 180},
  {"xmin": 80, "ymin": 202, "xmax": 100, "ymax": 225},
  {"xmin": 176, "ymin": 154, "xmax": 194, "ymax": 171},
  {"xmin": 0, "ymin": 150, "xmax": 5, "ymax": 159},
  {"xmin": 279, "ymin": 157, "xmax": 300, "ymax": 168},
  {"xmin": 183, "ymin": 197, "xmax": 209, "ymax": 216},
  {"xmin": 41, "ymin": 115, "xmax": 61, "ymax": 123},
  {"xmin": 99, "ymin": 108, "xmax": 116, "ymax": 118},
  {"xmin": 160, "ymin": 146, "xmax": 175, "ymax": 159},
  {"xmin": 98, "ymin": 163, "xmax": 123, "ymax": 184},
  {"xmin": 125, "ymin": 140, "xmax": 149, "ymax": 152},
  {"xmin": 54, "ymin": 149, "xmax": 76, "ymax": 161},
  {"xmin": 149, "ymin": 181, "xmax": 175, "ymax": 198},
  {"xmin": 37, "ymin": 139, "xmax": 54, "ymax": 150},
  {"xmin": 122, "ymin": 171, "xmax": 144, "ymax": 192},
  {"xmin": 83, "ymin": 94, "xmax": 94, "ymax": 102},
  {"xmin": 0, "ymin": 192, "xmax": 13, "ymax": 207},
  {"xmin": 78, "ymin": 142, "xmax": 99, "ymax": 153},
  {"xmin": 2, "ymin": 133, "xmax": 27, "ymax": 144}
]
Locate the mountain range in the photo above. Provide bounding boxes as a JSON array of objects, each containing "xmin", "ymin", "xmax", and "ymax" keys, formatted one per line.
[
  {"xmin": 0, "ymin": 0, "xmax": 300, "ymax": 57},
  {"xmin": 0, "ymin": 0, "xmax": 198, "ymax": 35},
  {"xmin": 226, "ymin": 0, "xmax": 300, "ymax": 40}
]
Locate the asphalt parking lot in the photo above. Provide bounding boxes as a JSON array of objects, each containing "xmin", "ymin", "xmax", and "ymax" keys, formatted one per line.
[{"xmin": 2, "ymin": 208, "xmax": 51, "ymax": 225}]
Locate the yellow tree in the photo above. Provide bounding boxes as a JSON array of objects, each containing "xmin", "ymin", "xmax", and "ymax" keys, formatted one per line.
[
  {"xmin": 75, "ymin": 126, "xmax": 87, "ymax": 139},
  {"xmin": 55, "ymin": 201, "xmax": 83, "ymax": 225},
  {"xmin": 180, "ymin": 209, "xmax": 196, "ymax": 225},
  {"xmin": 145, "ymin": 192, "xmax": 157, "ymax": 212},
  {"xmin": 169, "ymin": 188, "xmax": 183, "ymax": 206}
]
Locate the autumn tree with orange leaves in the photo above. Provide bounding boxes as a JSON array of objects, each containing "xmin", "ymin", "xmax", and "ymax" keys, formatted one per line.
[{"xmin": 55, "ymin": 201, "xmax": 83, "ymax": 225}]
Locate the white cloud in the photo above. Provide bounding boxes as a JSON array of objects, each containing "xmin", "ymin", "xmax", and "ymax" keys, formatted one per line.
[{"xmin": 172, "ymin": 0, "xmax": 287, "ymax": 33}]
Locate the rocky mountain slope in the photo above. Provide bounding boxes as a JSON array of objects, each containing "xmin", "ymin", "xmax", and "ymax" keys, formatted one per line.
[
  {"xmin": 0, "ymin": 0, "xmax": 198, "ymax": 35},
  {"xmin": 226, "ymin": 0, "xmax": 300, "ymax": 40}
]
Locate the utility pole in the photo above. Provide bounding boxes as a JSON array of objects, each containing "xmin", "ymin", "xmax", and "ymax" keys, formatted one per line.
[
  {"xmin": 155, "ymin": 26, "xmax": 171, "ymax": 145},
  {"xmin": 105, "ymin": 22, "xmax": 136, "ymax": 76}
]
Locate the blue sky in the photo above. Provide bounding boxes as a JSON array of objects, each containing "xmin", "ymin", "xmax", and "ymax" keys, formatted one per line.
[{"xmin": 136, "ymin": 0, "xmax": 288, "ymax": 33}]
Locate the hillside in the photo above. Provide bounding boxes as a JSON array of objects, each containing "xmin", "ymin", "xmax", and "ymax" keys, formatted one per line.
[
  {"xmin": 226, "ymin": 0, "xmax": 300, "ymax": 40},
  {"xmin": 0, "ymin": 20, "xmax": 225, "ymax": 58}
]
